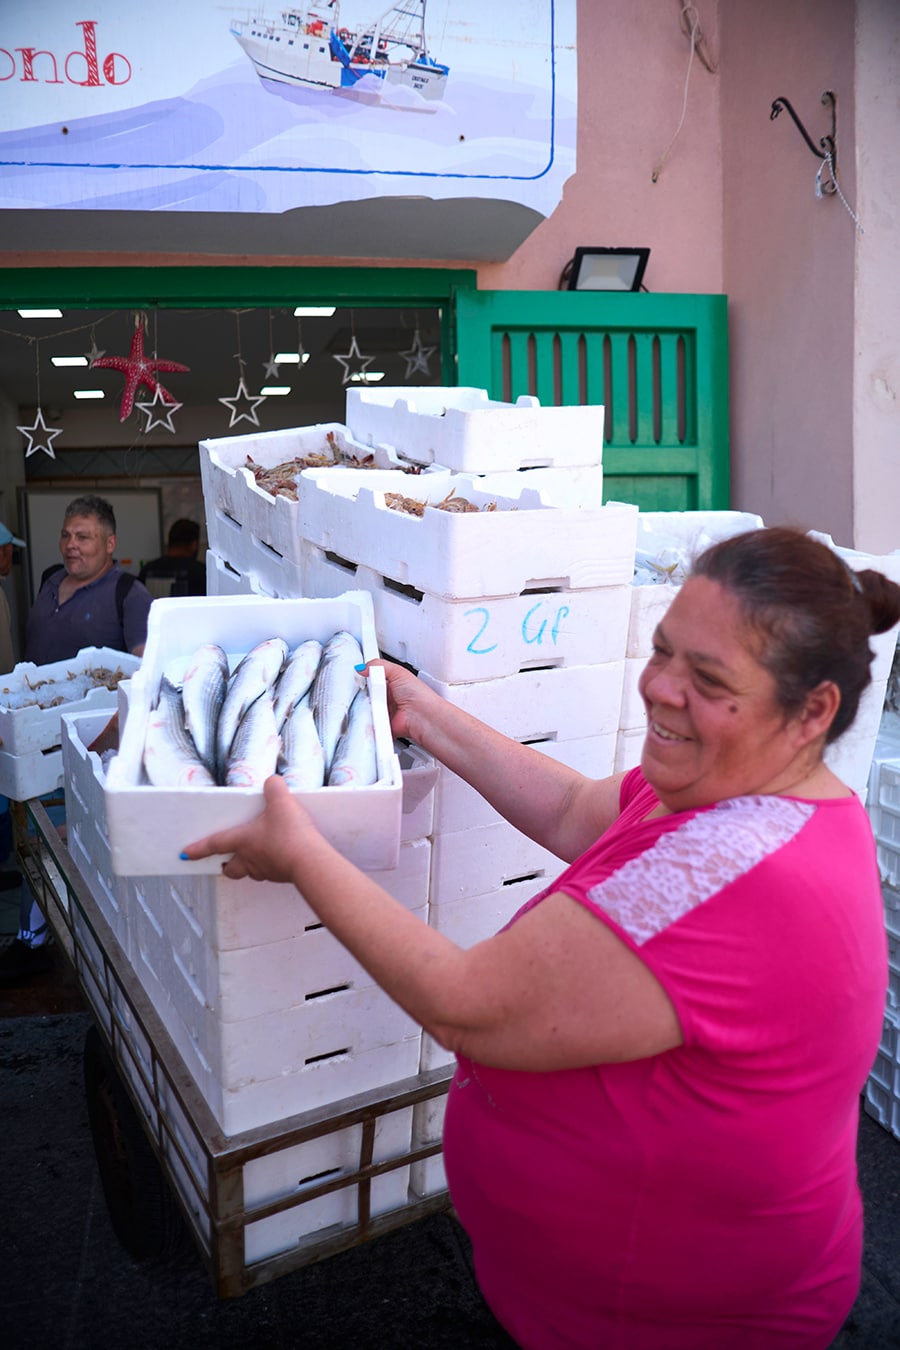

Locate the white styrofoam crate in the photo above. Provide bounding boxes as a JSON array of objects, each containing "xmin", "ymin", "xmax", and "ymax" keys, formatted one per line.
[
  {"xmin": 420, "ymin": 870, "xmax": 551, "ymax": 1074},
  {"xmin": 122, "ymin": 841, "xmax": 430, "ymax": 1136},
  {"xmin": 628, "ymin": 511, "xmax": 764, "ymax": 659},
  {"xmin": 825, "ymin": 678, "xmax": 888, "ymax": 801},
  {"xmin": 243, "ymin": 1108, "xmax": 414, "ymax": 1264},
  {"xmin": 615, "ymin": 726, "xmax": 646, "ymax": 774},
  {"xmin": 626, "ymin": 584, "xmax": 678, "ymax": 659},
  {"xmin": 865, "ymin": 730, "xmax": 900, "ymax": 843},
  {"xmin": 429, "ymin": 819, "xmax": 563, "ymax": 907},
  {"xmin": 105, "ymin": 592, "xmax": 402, "ymax": 876},
  {"xmin": 432, "ymin": 733, "xmax": 616, "ymax": 836},
  {"xmin": 397, "ymin": 743, "xmax": 436, "ymax": 842},
  {"xmin": 298, "ymin": 478, "xmax": 637, "ymax": 602},
  {"xmin": 0, "ymin": 645, "xmax": 141, "ymax": 757},
  {"xmin": 409, "ymin": 1093, "xmax": 448, "ymax": 1199},
  {"xmin": 200, "ymin": 420, "xmax": 448, "ymax": 570},
  {"xmin": 808, "ymin": 533, "xmax": 900, "ymax": 683},
  {"xmin": 303, "ymin": 545, "xmax": 632, "ymax": 681},
  {"xmin": 619, "ymin": 656, "xmax": 648, "ymax": 732},
  {"xmin": 0, "ymin": 743, "xmax": 65, "ymax": 801},
  {"xmin": 421, "ymin": 661, "xmax": 626, "ymax": 743},
  {"xmin": 345, "ymin": 386, "xmax": 605, "ymax": 472}
]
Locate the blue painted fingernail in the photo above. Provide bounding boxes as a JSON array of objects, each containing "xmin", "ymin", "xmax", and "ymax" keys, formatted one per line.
[
  {"xmin": 354, "ymin": 663, "xmax": 367, "ymax": 672},
  {"xmin": 179, "ymin": 851, "xmax": 189, "ymax": 860}
]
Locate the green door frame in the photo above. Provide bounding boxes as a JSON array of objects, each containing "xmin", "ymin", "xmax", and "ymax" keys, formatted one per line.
[{"xmin": 0, "ymin": 266, "xmax": 479, "ymax": 386}]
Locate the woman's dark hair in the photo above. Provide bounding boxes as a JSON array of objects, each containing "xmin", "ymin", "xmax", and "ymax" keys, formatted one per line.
[
  {"xmin": 691, "ymin": 527, "xmax": 900, "ymax": 743},
  {"xmin": 64, "ymin": 494, "xmax": 117, "ymax": 536}
]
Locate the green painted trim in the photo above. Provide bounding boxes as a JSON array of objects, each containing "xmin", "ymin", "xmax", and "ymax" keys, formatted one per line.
[
  {"xmin": 0, "ymin": 266, "xmax": 477, "ymax": 310},
  {"xmin": 0, "ymin": 264, "xmax": 475, "ymax": 396}
]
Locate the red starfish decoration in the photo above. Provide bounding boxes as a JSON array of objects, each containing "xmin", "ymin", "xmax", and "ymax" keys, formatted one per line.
[{"xmin": 91, "ymin": 317, "xmax": 190, "ymax": 422}]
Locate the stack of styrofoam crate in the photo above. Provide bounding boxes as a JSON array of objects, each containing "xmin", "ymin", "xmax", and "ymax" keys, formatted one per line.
[
  {"xmin": 61, "ymin": 698, "xmax": 439, "ymax": 1265},
  {"xmin": 200, "ymin": 388, "xmax": 638, "ymax": 1201},
  {"xmin": 0, "ymin": 646, "xmax": 140, "ymax": 802},
  {"xmin": 616, "ymin": 511, "xmax": 766, "ymax": 773},
  {"xmin": 863, "ymin": 713, "xmax": 900, "ymax": 1140}
]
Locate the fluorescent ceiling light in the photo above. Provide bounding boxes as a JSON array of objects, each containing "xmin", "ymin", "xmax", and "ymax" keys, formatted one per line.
[
  {"xmin": 274, "ymin": 351, "xmax": 310, "ymax": 364},
  {"xmin": 73, "ymin": 389, "xmax": 105, "ymax": 399},
  {"xmin": 52, "ymin": 355, "xmax": 89, "ymax": 367},
  {"xmin": 293, "ymin": 306, "xmax": 335, "ymax": 317},
  {"xmin": 260, "ymin": 386, "xmax": 291, "ymax": 396},
  {"xmin": 566, "ymin": 247, "xmax": 650, "ymax": 292},
  {"xmin": 349, "ymin": 371, "xmax": 385, "ymax": 383},
  {"xmin": 18, "ymin": 308, "xmax": 63, "ymax": 318}
]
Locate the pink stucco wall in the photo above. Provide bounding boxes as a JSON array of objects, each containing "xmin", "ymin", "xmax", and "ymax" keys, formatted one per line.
[
  {"xmin": 479, "ymin": 0, "xmax": 724, "ymax": 294},
  {"xmin": 720, "ymin": 0, "xmax": 857, "ymax": 541}
]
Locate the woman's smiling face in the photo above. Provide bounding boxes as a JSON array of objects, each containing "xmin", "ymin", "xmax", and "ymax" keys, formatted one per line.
[{"xmin": 638, "ymin": 575, "xmax": 804, "ymax": 812}]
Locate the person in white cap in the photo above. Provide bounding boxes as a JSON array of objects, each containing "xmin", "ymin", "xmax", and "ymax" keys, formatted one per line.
[{"xmin": 0, "ymin": 520, "xmax": 26, "ymax": 675}]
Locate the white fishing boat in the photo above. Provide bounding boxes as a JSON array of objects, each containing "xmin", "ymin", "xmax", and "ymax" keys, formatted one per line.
[{"xmin": 231, "ymin": 0, "xmax": 449, "ymax": 102}]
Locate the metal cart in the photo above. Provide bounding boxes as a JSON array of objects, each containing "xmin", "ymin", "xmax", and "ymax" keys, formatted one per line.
[{"xmin": 14, "ymin": 797, "xmax": 453, "ymax": 1299}]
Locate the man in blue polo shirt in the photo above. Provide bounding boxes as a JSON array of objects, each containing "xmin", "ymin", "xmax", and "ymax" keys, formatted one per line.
[
  {"xmin": 25, "ymin": 494, "xmax": 152, "ymax": 665},
  {"xmin": 0, "ymin": 495, "xmax": 153, "ymax": 984}
]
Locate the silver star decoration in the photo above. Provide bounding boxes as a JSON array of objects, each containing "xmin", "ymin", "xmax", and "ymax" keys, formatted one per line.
[
  {"xmin": 219, "ymin": 376, "xmax": 266, "ymax": 428},
  {"xmin": 399, "ymin": 330, "xmax": 436, "ymax": 379},
  {"xmin": 85, "ymin": 337, "xmax": 106, "ymax": 365},
  {"xmin": 17, "ymin": 407, "xmax": 62, "ymax": 459},
  {"xmin": 333, "ymin": 335, "xmax": 374, "ymax": 386},
  {"xmin": 137, "ymin": 384, "xmax": 182, "ymax": 434},
  {"xmin": 261, "ymin": 353, "xmax": 281, "ymax": 380}
]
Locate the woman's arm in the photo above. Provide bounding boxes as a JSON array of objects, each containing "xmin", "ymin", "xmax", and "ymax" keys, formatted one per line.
[
  {"xmin": 182, "ymin": 778, "xmax": 682, "ymax": 1072},
  {"xmin": 378, "ymin": 660, "xmax": 626, "ymax": 862}
]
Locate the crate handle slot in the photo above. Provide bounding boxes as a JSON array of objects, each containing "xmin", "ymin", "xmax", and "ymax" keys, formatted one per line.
[
  {"xmin": 323, "ymin": 549, "xmax": 358, "ymax": 576},
  {"xmin": 305, "ymin": 983, "xmax": 352, "ymax": 1002},
  {"xmin": 305, "ymin": 1047, "xmax": 351, "ymax": 1065},
  {"xmin": 381, "ymin": 576, "xmax": 424, "ymax": 605},
  {"xmin": 503, "ymin": 870, "xmax": 546, "ymax": 887}
]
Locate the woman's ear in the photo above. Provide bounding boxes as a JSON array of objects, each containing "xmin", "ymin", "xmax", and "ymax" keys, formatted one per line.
[{"xmin": 796, "ymin": 681, "xmax": 841, "ymax": 744}]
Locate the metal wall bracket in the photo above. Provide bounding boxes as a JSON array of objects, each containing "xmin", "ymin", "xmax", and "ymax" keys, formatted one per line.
[{"xmin": 770, "ymin": 91, "xmax": 837, "ymax": 194}]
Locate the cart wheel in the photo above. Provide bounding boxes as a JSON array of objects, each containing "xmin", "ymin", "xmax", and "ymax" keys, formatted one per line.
[{"xmin": 83, "ymin": 1023, "xmax": 185, "ymax": 1262}]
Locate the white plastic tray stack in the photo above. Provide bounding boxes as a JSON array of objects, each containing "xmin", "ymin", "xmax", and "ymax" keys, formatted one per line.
[
  {"xmin": 62, "ymin": 705, "xmax": 434, "ymax": 1264},
  {"xmin": 201, "ymin": 389, "xmax": 631, "ymax": 1199},
  {"xmin": 864, "ymin": 715, "xmax": 900, "ymax": 1141},
  {"xmin": 0, "ymin": 646, "xmax": 141, "ymax": 800}
]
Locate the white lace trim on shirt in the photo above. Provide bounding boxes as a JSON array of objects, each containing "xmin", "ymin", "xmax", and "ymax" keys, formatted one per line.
[{"xmin": 585, "ymin": 796, "xmax": 817, "ymax": 945}]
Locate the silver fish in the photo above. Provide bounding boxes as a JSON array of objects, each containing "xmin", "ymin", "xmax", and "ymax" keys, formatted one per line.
[
  {"xmin": 309, "ymin": 630, "xmax": 365, "ymax": 774},
  {"xmin": 181, "ymin": 643, "xmax": 228, "ymax": 778},
  {"xmin": 278, "ymin": 697, "xmax": 326, "ymax": 790},
  {"xmin": 143, "ymin": 676, "xmax": 216, "ymax": 788},
  {"xmin": 272, "ymin": 639, "xmax": 323, "ymax": 731},
  {"xmin": 216, "ymin": 637, "xmax": 289, "ymax": 779},
  {"xmin": 224, "ymin": 691, "xmax": 281, "ymax": 788},
  {"xmin": 327, "ymin": 688, "xmax": 378, "ymax": 787}
]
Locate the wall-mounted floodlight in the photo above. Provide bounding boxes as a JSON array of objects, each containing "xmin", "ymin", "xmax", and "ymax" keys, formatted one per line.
[{"xmin": 565, "ymin": 247, "xmax": 650, "ymax": 292}]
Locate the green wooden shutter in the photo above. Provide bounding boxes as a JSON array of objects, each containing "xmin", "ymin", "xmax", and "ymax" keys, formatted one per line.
[{"xmin": 452, "ymin": 291, "xmax": 729, "ymax": 511}]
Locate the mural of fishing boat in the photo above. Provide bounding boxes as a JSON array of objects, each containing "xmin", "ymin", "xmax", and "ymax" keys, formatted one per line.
[{"xmin": 231, "ymin": 0, "xmax": 450, "ymax": 101}]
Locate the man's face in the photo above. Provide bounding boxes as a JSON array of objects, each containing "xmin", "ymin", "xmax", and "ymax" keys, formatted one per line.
[
  {"xmin": 0, "ymin": 543, "xmax": 12, "ymax": 578},
  {"xmin": 60, "ymin": 514, "xmax": 116, "ymax": 584}
]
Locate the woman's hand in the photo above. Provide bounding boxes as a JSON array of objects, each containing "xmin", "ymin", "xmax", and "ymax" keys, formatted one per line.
[
  {"xmin": 365, "ymin": 658, "xmax": 440, "ymax": 743},
  {"xmin": 181, "ymin": 774, "xmax": 317, "ymax": 882}
]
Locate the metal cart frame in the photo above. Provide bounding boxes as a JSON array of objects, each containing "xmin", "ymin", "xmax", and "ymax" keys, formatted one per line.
[{"xmin": 14, "ymin": 797, "xmax": 453, "ymax": 1299}]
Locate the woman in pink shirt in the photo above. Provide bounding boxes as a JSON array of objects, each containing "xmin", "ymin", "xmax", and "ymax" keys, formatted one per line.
[{"xmin": 186, "ymin": 527, "xmax": 900, "ymax": 1348}]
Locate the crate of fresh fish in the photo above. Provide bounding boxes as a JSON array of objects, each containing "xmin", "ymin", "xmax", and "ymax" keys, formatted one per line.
[
  {"xmin": 345, "ymin": 386, "xmax": 606, "ymax": 472},
  {"xmin": 299, "ymin": 478, "xmax": 638, "ymax": 602},
  {"xmin": 0, "ymin": 646, "xmax": 140, "ymax": 758},
  {"xmin": 104, "ymin": 592, "xmax": 402, "ymax": 876},
  {"xmin": 199, "ymin": 420, "xmax": 449, "ymax": 577}
]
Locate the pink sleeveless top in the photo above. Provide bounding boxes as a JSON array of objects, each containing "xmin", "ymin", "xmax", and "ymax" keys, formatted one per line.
[{"xmin": 442, "ymin": 770, "xmax": 887, "ymax": 1349}]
